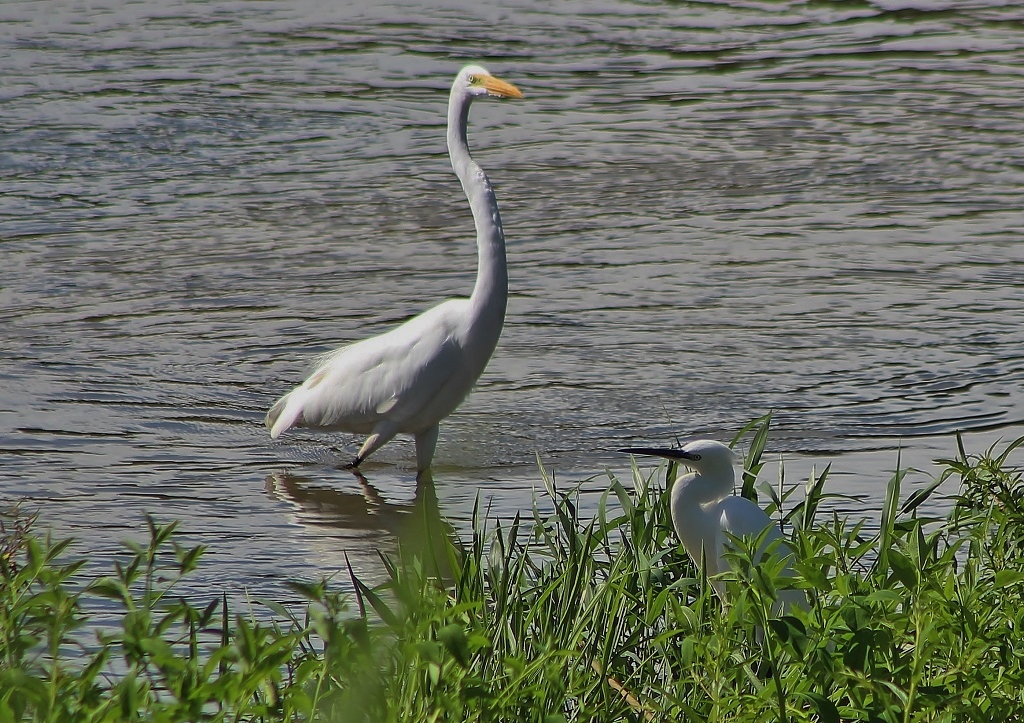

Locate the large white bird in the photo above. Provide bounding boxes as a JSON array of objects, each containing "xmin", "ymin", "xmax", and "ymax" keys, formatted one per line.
[
  {"xmin": 266, "ymin": 65, "xmax": 523, "ymax": 474},
  {"xmin": 622, "ymin": 439, "xmax": 805, "ymax": 612}
]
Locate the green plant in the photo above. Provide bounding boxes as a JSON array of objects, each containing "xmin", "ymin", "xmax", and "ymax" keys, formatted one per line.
[{"xmin": 3, "ymin": 423, "xmax": 1024, "ymax": 721}]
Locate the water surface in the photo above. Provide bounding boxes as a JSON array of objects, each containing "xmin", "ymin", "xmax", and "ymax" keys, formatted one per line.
[{"xmin": 2, "ymin": 0, "xmax": 1023, "ymax": 604}]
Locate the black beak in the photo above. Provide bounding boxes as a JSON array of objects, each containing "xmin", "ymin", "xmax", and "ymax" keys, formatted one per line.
[{"xmin": 619, "ymin": 447, "xmax": 694, "ymax": 461}]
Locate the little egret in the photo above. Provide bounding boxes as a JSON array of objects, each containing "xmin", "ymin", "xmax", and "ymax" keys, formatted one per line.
[
  {"xmin": 622, "ymin": 439, "xmax": 805, "ymax": 611},
  {"xmin": 266, "ymin": 65, "xmax": 523, "ymax": 474}
]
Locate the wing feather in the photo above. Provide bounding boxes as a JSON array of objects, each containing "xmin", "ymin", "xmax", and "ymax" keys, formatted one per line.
[{"xmin": 266, "ymin": 301, "xmax": 469, "ymax": 437}]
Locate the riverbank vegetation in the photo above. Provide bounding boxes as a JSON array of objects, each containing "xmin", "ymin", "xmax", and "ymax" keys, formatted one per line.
[{"xmin": 3, "ymin": 420, "xmax": 1024, "ymax": 721}]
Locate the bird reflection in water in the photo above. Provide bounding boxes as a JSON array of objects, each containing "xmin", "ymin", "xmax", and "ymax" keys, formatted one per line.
[{"xmin": 265, "ymin": 468, "xmax": 454, "ymax": 580}]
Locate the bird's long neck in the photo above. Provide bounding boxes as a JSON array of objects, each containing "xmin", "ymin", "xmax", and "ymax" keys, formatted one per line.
[
  {"xmin": 447, "ymin": 89, "xmax": 508, "ymax": 332},
  {"xmin": 670, "ymin": 470, "xmax": 734, "ymax": 563},
  {"xmin": 672, "ymin": 471, "xmax": 730, "ymax": 518}
]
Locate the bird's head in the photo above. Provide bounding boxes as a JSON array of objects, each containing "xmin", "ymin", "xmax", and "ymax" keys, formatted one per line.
[
  {"xmin": 456, "ymin": 64, "xmax": 524, "ymax": 100},
  {"xmin": 621, "ymin": 439, "xmax": 738, "ymax": 479}
]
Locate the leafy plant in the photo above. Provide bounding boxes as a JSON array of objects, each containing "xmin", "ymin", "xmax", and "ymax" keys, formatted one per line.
[{"xmin": 2, "ymin": 423, "xmax": 1024, "ymax": 721}]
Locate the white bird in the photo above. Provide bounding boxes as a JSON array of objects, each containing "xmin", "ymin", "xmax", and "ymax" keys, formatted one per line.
[
  {"xmin": 266, "ymin": 65, "xmax": 523, "ymax": 474},
  {"xmin": 622, "ymin": 439, "xmax": 805, "ymax": 612}
]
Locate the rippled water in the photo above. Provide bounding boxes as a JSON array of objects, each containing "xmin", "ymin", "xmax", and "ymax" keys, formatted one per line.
[{"xmin": 2, "ymin": 0, "xmax": 1023, "ymax": 604}]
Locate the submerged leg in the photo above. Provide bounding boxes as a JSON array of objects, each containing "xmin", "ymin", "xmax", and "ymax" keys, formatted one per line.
[{"xmin": 414, "ymin": 424, "xmax": 440, "ymax": 474}]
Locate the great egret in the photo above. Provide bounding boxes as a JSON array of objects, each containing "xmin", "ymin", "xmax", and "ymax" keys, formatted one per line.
[
  {"xmin": 622, "ymin": 439, "xmax": 805, "ymax": 611},
  {"xmin": 266, "ymin": 65, "xmax": 523, "ymax": 474}
]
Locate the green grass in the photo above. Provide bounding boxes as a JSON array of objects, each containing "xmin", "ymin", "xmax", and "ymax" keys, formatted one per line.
[{"xmin": 3, "ymin": 418, "xmax": 1024, "ymax": 722}]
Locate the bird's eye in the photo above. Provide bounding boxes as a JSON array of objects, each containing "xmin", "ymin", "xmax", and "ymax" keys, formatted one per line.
[
  {"xmin": 467, "ymin": 74, "xmax": 477, "ymax": 84},
  {"xmin": 691, "ymin": 454, "xmax": 701, "ymax": 460}
]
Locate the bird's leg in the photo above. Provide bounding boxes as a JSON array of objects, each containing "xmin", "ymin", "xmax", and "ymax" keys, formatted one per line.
[
  {"xmin": 415, "ymin": 425, "xmax": 440, "ymax": 474},
  {"xmin": 347, "ymin": 426, "xmax": 397, "ymax": 469}
]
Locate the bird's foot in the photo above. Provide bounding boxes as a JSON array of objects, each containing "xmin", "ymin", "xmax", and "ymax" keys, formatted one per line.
[{"xmin": 342, "ymin": 456, "xmax": 363, "ymax": 470}]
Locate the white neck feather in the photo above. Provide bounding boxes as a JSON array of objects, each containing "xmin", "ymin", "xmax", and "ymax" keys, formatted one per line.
[
  {"xmin": 670, "ymin": 469, "xmax": 734, "ymax": 575},
  {"xmin": 447, "ymin": 86, "xmax": 508, "ymax": 334}
]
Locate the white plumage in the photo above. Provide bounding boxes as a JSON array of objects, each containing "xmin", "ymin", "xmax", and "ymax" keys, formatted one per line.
[
  {"xmin": 266, "ymin": 65, "xmax": 523, "ymax": 474},
  {"xmin": 623, "ymin": 439, "xmax": 806, "ymax": 613}
]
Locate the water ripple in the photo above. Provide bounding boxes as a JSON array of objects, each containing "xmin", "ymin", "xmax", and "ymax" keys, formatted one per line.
[{"xmin": 1, "ymin": 0, "xmax": 1022, "ymax": 604}]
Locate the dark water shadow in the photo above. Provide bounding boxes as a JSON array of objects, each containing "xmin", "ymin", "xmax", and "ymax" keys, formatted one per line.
[{"xmin": 265, "ymin": 467, "xmax": 456, "ymax": 580}]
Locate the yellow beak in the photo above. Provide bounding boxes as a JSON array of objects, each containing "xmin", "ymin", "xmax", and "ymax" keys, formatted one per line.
[{"xmin": 481, "ymin": 74, "xmax": 524, "ymax": 99}]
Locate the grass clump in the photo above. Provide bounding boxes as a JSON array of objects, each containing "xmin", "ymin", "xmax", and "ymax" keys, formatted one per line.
[{"xmin": 2, "ymin": 421, "xmax": 1024, "ymax": 721}]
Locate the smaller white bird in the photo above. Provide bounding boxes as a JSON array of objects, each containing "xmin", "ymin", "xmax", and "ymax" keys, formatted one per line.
[{"xmin": 621, "ymin": 439, "xmax": 805, "ymax": 612}]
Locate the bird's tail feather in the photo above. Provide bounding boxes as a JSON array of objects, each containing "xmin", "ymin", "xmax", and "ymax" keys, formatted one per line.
[{"xmin": 266, "ymin": 390, "xmax": 305, "ymax": 439}]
